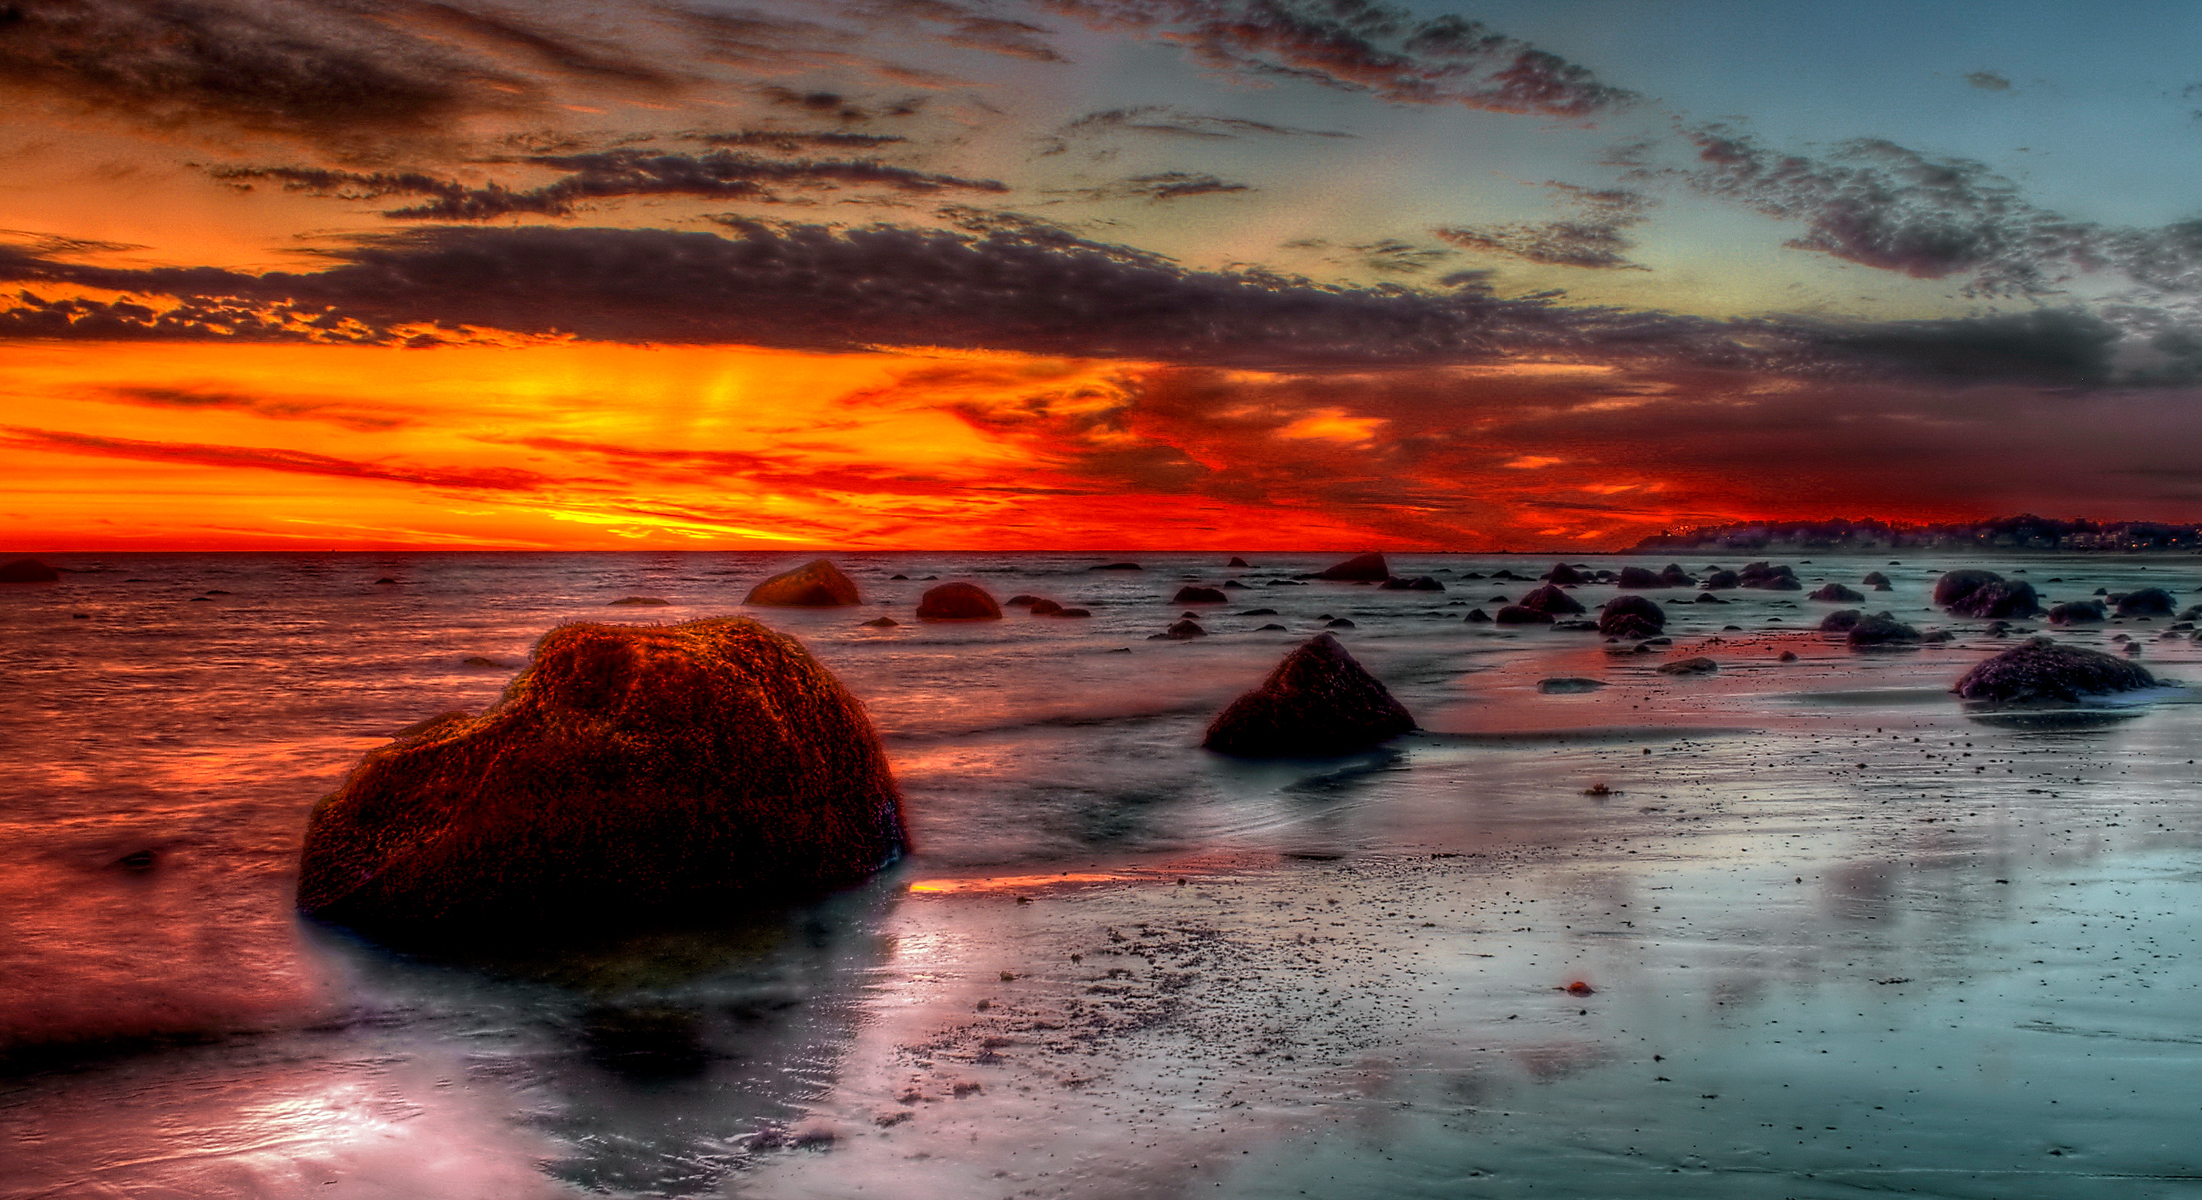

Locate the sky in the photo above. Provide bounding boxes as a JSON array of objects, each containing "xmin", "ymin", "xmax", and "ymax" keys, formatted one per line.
[{"xmin": 7, "ymin": 0, "xmax": 2202, "ymax": 550}]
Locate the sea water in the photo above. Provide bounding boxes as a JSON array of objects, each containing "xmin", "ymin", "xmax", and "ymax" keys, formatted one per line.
[{"xmin": 3, "ymin": 551, "xmax": 2200, "ymax": 1198}]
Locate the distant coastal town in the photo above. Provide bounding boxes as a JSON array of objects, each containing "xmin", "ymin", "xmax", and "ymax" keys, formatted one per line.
[{"xmin": 1629, "ymin": 515, "xmax": 2202, "ymax": 554}]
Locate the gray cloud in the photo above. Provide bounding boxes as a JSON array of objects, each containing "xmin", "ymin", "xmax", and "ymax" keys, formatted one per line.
[
  {"xmin": 1056, "ymin": 171, "xmax": 1251, "ymax": 201},
  {"xmin": 1963, "ymin": 70, "xmax": 2013, "ymax": 91},
  {"xmin": 210, "ymin": 150, "xmax": 1007, "ymax": 219},
  {"xmin": 1038, "ymin": 0, "xmax": 1633, "ymax": 118},
  {"xmin": 1435, "ymin": 182, "xmax": 1654, "ymax": 270}
]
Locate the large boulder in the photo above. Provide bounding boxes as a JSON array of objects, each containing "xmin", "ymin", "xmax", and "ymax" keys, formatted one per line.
[
  {"xmin": 1516, "ymin": 583, "xmax": 1586, "ymax": 615},
  {"xmin": 2117, "ymin": 587, "xmax": 2177, "ymax": 617},
  {"xmin": 1739, "ymin": 562, "xmax": 1801, "ymax": 590},
  {"xmin": 1615, "ymin": 566, "xmax": 1662, "ymax": 588},
  {"xmin": 1933, "ymin": 569, "xmax": 2003, "ymax": 608},
  {"xmin": 744, "ymin": 559, "xmax": 861, "ymax": 607},
  {"xmin": 1599, "ymin": 595, "xmax": 1666, "ymax": 637},
  {"xmin": 1819, "ymin": 609, "xmax": 1863, "ymax": 633},
  {"xmin": 1701, "ymin": 569, "xmax": 1741, "ymax": 590},
  {"xmin": 0, "ymin": 558, "xmax": 59, "ymax": 583},
  {"xmin": 1308, "ymin": 552, "xmax": 1390, "ymax": 581},
  {"xmin": 1953, "ymin": 637, "xmax": 2158, "ymax": 704},
  {"xmin": 916, "ymin": 582, "xmax": 1002, "ymax": 620},
  {"xmin": 296, "ymin": 618, "xmax": 905, "ymax": 939},
  {"xmin": 1809, "ymin": 582, "xmax": 1864, "ymax": 602},
  {"xmin": 1202, "ymin": 633, "xmax": 1415, "ymax": 757},
  {"xmin": 1947, "ymin": 579, "xmax": 2041, "ymax": 618}
]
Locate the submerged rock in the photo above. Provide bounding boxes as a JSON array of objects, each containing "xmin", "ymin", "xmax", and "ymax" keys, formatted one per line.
[
  {"xmin": 1465, "ymin": 608, "xmax": 1492, "ymax": 623},
  {"xmin": 1516, "ymin": 583, "xmax": 1586, "ymax": 616},
  {"xmin": 1848, "ymin": 611, "xmax": 1921, "ymax": 647},
  {"xmin": 609, "ymin": 596, "xmax": 672, "ymax": 606},
  {"xmin": 1381, "ymin": 575, "xmax": 1444, "ymax": 592},
  {"xmin": 1307, "ymin": 552, "xmax": 1390, "ymax": 582},
  {"xmin": 1701, "ymin": 569, "xmax": 1741, "ymax": 590},
  {"xmin": 744, "ymin": 559, "xmax": 862, "ymax": 607},
  {"xmin": 1819, "ymin": 609, "xmax": 1863, "ymax": 633},
  {"xmin": 1739, "ymin": 562, "xmax": 1801, "ymax": 590},
  {"xmin": 1932, "ymin": 569, "xmax": 2003, "ymax": 608},
  {"xmin": 1028, "ymin": 599, "xmax": 1064, "ymax": 615},
  {"xmin": 1953, "ymin": 637, "xmax": 2158, "ymax": 704},
  {"xmin": 1325, "ymin": 617, "xmax": 1357, "ymax": 629},
  {"xmin": 1173, "ymin": 585, "xmax": 1228, "ymax": 604},
  {"xmin": 1657, "ymin": 656, "xmax": 1718, "ymax": 676},
  {"xmin": 1089, "ymin": 562, "xmax": 1143, "ymax": 571},
  {"xmin": 1202, "ymin": 633, "xmax": 1414, "ymax": 757},
  {"xmin": 1544, "ymin": 563, "xmax": 1588, "ymax": 586},
  {"xmin": 1151, "ymin": 619, "xmax": 1206, "ymax": 640},
  {"xmin": 861, "ymin": 617, "xmax": 899, "ymax": 628},
  {"xmin": 2117, "ymin": 587, "xmax": 2177, "ymax": 617},
  {"xmin": 296, "ymin": 618, "xmax": 905, "ymax": 939},
  {"xmin": 1658, "ymin": 564, "xmax": 1694, "ymax": 588},
  {"xmin": 2047, "ymin": 600, "xmax": 2106, "ymax": 625},
  {"xmin": 916, "ymin": 583, "xmax": 1002, "ymax": 620},
  {"xmin": 1228, "ymin": 556, "xmax": 1251, "ymax": 568},
  {"xmin": 1862, "ymin": 571, "xmax": 1893, "ymax": 590},
  {"xmin": 1615, "ymin": 566, "xmax": 1662, "ymax": 588},
  {"xmin": 1947, "ymin": 579, "xmax": 2041, "ymax": 619},
  {"xmin": 1599, "ymin": 595, "xmax": 1666, "ymax": 638},
  {"xmin": 1538, "ymin": 677, "xmax": 1606, "ymax": 694},
  {"xmin": 1809, "ymin": 583, "xmax": 1864, "ymax": 603},
  {"xmin": 1493, "ymin": 605, "xmax": 1551, "ymax": 625}
]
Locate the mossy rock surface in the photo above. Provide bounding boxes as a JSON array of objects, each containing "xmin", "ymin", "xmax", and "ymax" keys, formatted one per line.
[{"xmin": 298, "ymin": 618, "xmax": 905, "ymax": 940}]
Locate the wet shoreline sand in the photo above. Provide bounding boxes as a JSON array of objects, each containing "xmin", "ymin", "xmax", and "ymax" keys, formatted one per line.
[{"xmin": 4, "ymin": 551, "xmax": 2200, "ymax": 1197}]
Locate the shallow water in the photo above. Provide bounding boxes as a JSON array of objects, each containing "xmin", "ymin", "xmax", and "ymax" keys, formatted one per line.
[{"xmin": 4, "ymin": 551, "xmax": 2202, "ymax": 1198}]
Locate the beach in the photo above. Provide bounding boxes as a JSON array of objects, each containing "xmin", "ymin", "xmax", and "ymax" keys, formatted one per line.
[{"xmin": 4, "ymin": 551, "xmax": 2200, "ymax": 1198}]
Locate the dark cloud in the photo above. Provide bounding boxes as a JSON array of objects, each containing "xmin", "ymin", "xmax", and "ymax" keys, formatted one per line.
[
  {"xmin": 0, "ymin": 424, "xmax": 555, "ymax": 490},
  {"xmin": 693, "ymin": 129, "xmax": 910, "ymax": 151},
  {"xmin": 1435, "ymin": 182, "xmax": 1653, "ymax": 270},
  {"xmin": 3, "ymin": 216, "xmax": 2186, "ymax": 387},
  {"xmin": 757, "ymin": 85, "xmax": 927, "ymax": 122},
  {"xmin": 0, "ymin": 0, "xmax": 696, "ymax": 152},
  {"xmin": 851, "ymin": 0, "xmax": 1066, "ymax": 61},
  {"xmin": 1963, "ymin": 70, "xmax": 2013, "ymax": 91},
  {"xmin": 1055, "ymin": 104, "xmax": 1353, "ymax": 140},
  {"xmin": 1057, "ymin": 171, "xmax": 1251, "ymax": 201},
  {"xmin": 1039, "ymin": 0, "xmax": 1633, "ymax": 118},
  {"xmin": 210, "ymin": 150, "xmax": 1007, "ymax": 219},
  {"xmin": 1283, "ymin": 236, "xmax": 1454, "ymax": 275}
]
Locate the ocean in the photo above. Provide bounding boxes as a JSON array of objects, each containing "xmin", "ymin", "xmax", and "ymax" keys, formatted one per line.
[{"xmin": 3, "ymin": 550, "xmax": 2200, "ymax": 1198}]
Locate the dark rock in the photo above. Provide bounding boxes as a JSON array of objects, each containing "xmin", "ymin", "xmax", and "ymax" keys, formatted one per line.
[
  {"xmin": 745, "ymin": 559, "xmax": 861, "ymax": 607},
  {"xmin": 1307, "ymin": 552, "xmax": 1390, "ymax": 582},
  {"xmin": 1599, "ymin": 595, "xmax": 1666, "ymax": 637},
  {"xmin": 1257, "ymin": 623, "xmax": 1288, "ymax": 631},
  {"xmin": 1181, "ymin": 611, "xmax": 1200, "ymax": 619},
  {"xmin": 2047, "ymin": 600, "xmax": 2106, "ymax": 625},
  {"xmin": 1848, "ymin": 612, "xmax": 1921, "ymax": 646},
  {"xmin": 1150, "ymin": 619, "xmax": 1207, "ymax": 640},
  {"xmin": 1615, "ymin": 566, "xmax": 1662, "ymax": 588},
  {"xmin": 609, "ymin": 596, "xmax": 672, "ymax": 606},
  {"xmin": 1658, "ymin": 564, "xmax": 1694, "ymax": 587},
  {"xmin": 1922, "ymin": 629, "xmax": 1954, "ymax": 643},
  {"xmin": 1325, "ymin": 617, "xmax": 1357, "ymax": 629},
  {"xmin": 461, "ymin": 656, "xmax": 508, "ymax": 668},
  {"xmin": 1657, "ymin": 657, "xmax": 1718, "ymax": 676},
  {"xmin": 1543, "ymin": 563, "xmax": 1588, "ymax": 586},
  {"xmin": 1862, "ymin": 571, "xmax": 1893, "ymax": 590},
  {"xmin": 1702, "ymin": 569, "xmax": 1741, "ymax": 590},
  {"xmin": 1465, "ymin": 609, "xmax": 1492, "ymax": 623},
  {"xmin": 1228, "ymin": 557, "xmax": 1251, "ymax": 568},
  {"xmin": 1538, "ymin": 677, "xmax": 1606, "ymax": 694},
  {"xmin": 1953, "ymin": 637, "xmax": 2158, "ymax": 704},
  {"xmin": 1693, "ymin": 593, "xmax": 1727, "ymax": 604},
  {"xmin": 916, "ymin": 583, "xmax": 1003, "ymax": 620},
  {"xmin": 1223, "ymin": 580, "xmax": 1248, "ymax": 589},
  {"xmin": 2117, "ymin": 587, "xmax": 2177, "ymax": 616},
  {"xmin": 861, "ymin": 617, "xmax": 899, "ymax": 627},
  {"xmin": 1381, "ymin": 576, "xmax": 1445, "ymax": 592},
  {"xmin": 1240, "ymin": 608, "xmax": 1279, "ymax": 616},
  {"xmin": 0, "ymin": 558, "xmax": 62, "ymax": 582},
  {"xmin": 372, "ymin": 577, "xmax": 399, "ymax": 586},
  {"xmin": 296, "ymin": 618, "xmax": 905, "ymax": 939},
  {"xmin": 890, "ymin": 574, "xmax": 909, "ymax": 580},
  {"xmin": 1174, "ymin": 585, "xmax": 1228, "ymax": 604},
  {"xmin": 1053, "ymin": 608, "xmax": 1092, "ymax": 618},
  {"xmin": 1493, "ymin": 605, "xmax": 1551, "ymax": 625},
  {"xmin": 1516, "ymin": 584, "xmax": 1586, "ymax": 616},
  {"xmin": 1739, "ymin": 562, "xmax": 1801, "ymax": 590},
  {"xmin": 1090, "ymin": 562, "xmax": 1143, "ymax": 571},
  {"xmin": 1933, "ymin": 569, "xmax": 2003, "ymax": 608},
  {"xmin": 2093, "ymin": 587, "xmax": 2109, "ymax": 596},
  {"xmin": 1029, "ymin": 599, "xmax": 1064, "ymax": 615},
  {"xmin": 1778, "ymin": 650, "xmax": 1799, "ymax": 662},
  {"xmin": 1553, "ymin": 619, "xmax": 1600, "ymax": 631},
  {"xmin": 1947, "ymin": 579, "xmax": 2042, "ymax": 619},
  {"xmin": 1809, "ymin": 583, "xmax": 1864, "ymax": 602},
  {"xmin": 1819, "ymin": 609, "xmax": 1863, "ymax": 633},
  {"xmin": 1005, "ymin": 594, "xmax": 1042, "ymax": 606},
  {"xmin": 1202, "ymin": 633, "xmax": 1414, "ymax": 757},
  {"xmin": 1490, "ymin": 569, "xmax": 1527, "ymax": 581},
  {"xmin": 1487, "ymin": 594, "xmax": 1509, "ymax": 604},
  {"xmin": 1267, "ymin": 579, "xmax": 1309, "ymax": 586}
]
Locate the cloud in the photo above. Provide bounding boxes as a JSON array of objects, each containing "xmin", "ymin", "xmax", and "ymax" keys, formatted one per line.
[
  {"xmin": 1057, "ymin": 171, "xmax": 1251, "ymax": 201},
  {"xmin": 1053, "ymin": 103, "xmax": 1353, "ymax": 141},
  {"xmin": 1039, "ymin": 0, "xmax": 1634, "ymax": 118},
  {"xmin": 85, "ymin": 383, "xmax": 417, "ymax": 430},
  {"xmin": 693, "ymin": 129, "xmax": 910, "ymax": 150},
  {"xmin": 0, "ymin": 424, "xmax": 555, "ymax": 490},
  {"xmin": 1435, "ymin": 181, "xmax": 1654, "ymax": 270},
  {"xmin": 210, "ymin": 150, "xmax": 1009, "ymax": 219},
  {"xmin": 1963, "ymin": 70, "xmax": 2013, "ymax": 91}
]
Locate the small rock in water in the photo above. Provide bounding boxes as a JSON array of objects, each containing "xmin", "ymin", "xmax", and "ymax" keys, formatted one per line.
[
  {"xmin": 1809, "ymin": 582, "xmax": 1864, "ymax": 603},
  {"xmin": 1028, "ymin": 599, "xmax": 1064, "ymax": 615},
  {"xmin": 1493, "ymin": 605, "xmax": 1550, "ymax": 625},
  {"xmin": 1778, "ymin": 650, "xmax": 1799, "ymax": 662},
  {"xmin": 1089, "ymin": 562, "xmax": 1143, "ymax": 571},
  {"xmin": 1862, "ymin": 571, "xmax": 1893, "ymax": 590},
  {"xmin": 1464, "ymin": 608, "xmax": 1492, "ymax": 623},
  {"xmin": 1600, "ymin": 595, "xmax": 1666, "ymax": 639},
  {"xmin": 1516, "ymin": 584, "xmax": 1585, "ymax": 615},
  {"xmin": 1227, "ymin": 556, "xmax": 1251, "ymax": 568},
  {"xmin": 2047, "ymin": 600, "xmax": 2106, "ymax": 625},
  {"xmin": 916, "ymin": 582, "xmax": 1003, "ymax": 620},
  {"xmin": 609, "ymin": 596, "xmax": 672, "ymax": 606},
  {"xmin": 1150, "ymin": 619, "xmax": 1207, "ymax": 640},
  {"xmin": 1305, "ymin": 552, "xmax": 1389, "ymax": 582},
  {"xmin": 1820, "ymin": 609, "xmax": 1863, "ymax": 633},
  {"xmin": 1848, "ymin": 612, "xmax": 1922, "ymax": 647},
  {"xmin": 2117, "ymin": 587, "xmax": 2177, "ymax": 617},
  {"xmin": 861, "ymin": 617, "xmax": 899, "ymax": 627},
  {"xmin": 0, "ymin": 558, "xmax": 61, "ymax": 583},
  {"xmin": 1657, "ymin": 656, "xmax": 1719, "ymax": 675},
  {"xmin": 461, "ymin": 656, "xmax": 507, "ymax": 668},
  {"xmin": 1953, "ymin": 636, "xmax": 2157, "ymax": 704},
  {"xmin": 745, "ymin": 560, "xmax": 862, "ymax": 607},
  {"xmin": 1202, "ymin": 633, "xmax": 1415, "ymax": 757},
  {"xmin": 1174, "ymin": 585, "xmax": 1227, "ymax": 604},
  {"xmin": 1380, "ymin": 575, "xmax": 1444, "ymax": 592},
  {"xmin": 1324, "ymin": 617, "xmax": 1357, "ymax": 629},
  {"xmin": 1538, "ymin": 677, "xmax": 1606, "ymax": 694}
]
